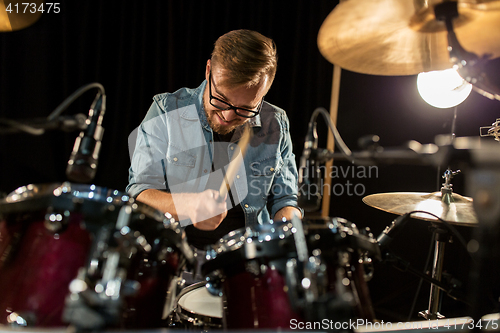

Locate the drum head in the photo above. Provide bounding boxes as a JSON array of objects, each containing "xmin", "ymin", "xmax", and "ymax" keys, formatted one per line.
[
  {"xmin": 177, "ymin": 282, "xmax": 222, "ymax": 319},
  {"xmin": 175, "ymin": 282, "xmax": 222, "ymax": 327}
]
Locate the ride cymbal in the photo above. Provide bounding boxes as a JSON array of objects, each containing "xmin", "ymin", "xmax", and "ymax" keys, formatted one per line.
[
  {"xmin": 362, "ymin": 192, "xmax": 478, "ymax": 226},
  {"xmin": 317, "ymin": 0, "xmax": 500, "ymax": 75}
]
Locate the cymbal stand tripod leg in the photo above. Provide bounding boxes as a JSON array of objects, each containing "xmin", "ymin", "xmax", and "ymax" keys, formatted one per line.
[{"xmin": 419, "ymin": 226, "xmax": 450, "ymax": 320}]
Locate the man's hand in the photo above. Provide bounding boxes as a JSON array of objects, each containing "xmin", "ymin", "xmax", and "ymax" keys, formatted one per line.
[
  {"xmin": 190, "ymin": 190, "xmax": 228, "ymax": 230},
  {"xmin": 136, "ymin": 188, "xmax": 228, "ymax": 231},
  {"xmin": 274, "ymin": 206, "xmax": 302, "ymax": 222}
]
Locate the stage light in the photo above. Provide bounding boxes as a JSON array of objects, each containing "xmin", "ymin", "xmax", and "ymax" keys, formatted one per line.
[{"xmin": 417, "ymin": 68, "xmax": 472, "ymax": 108}]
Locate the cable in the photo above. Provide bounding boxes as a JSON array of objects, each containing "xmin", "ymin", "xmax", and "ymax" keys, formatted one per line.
[
  {"xmin": 308, "ymin": 107, "xmax": 354, "ymax": 163},
  {"xmin": 408, "ymin": 210, "xmax": 470, "ymax": 254},
  {"xmin": 47, "ymin": 82, "xmax": 105, "ymax": 121}
]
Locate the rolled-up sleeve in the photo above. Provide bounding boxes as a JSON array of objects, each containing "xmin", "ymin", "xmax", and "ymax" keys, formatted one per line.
[
  {"xmin": 268, "ymin": 113, "xmax": 304, "ymax": 218},
  {"xmin": 126, "ymin": 100, "xmax": 169, "ymax": 198}
]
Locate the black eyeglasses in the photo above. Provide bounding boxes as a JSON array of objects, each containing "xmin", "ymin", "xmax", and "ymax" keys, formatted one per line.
[{"xmin": 208, "ymin": 71, "xmax": 263, "ymax": 118}]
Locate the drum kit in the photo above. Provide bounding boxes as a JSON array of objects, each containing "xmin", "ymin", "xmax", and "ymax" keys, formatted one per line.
[{"xmin": 1, "ymin": 0, "xmax": 500, "ymax": 331}]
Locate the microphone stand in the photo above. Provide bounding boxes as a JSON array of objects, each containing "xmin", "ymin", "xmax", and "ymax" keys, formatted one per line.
[{"xmin": 0, "ymin": 114, "xmax": 88, "ymax": 135}]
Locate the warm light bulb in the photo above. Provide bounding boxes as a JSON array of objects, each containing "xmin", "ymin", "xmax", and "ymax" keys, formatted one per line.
[{"xmin": 417, "ymin": 68, "xmax": 472, "ymax": 108}]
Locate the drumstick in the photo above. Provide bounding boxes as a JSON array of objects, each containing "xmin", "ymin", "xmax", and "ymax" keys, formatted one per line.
[{"xmin": 218, "ymin": 125, "xmax": 252, "ymax": 200}]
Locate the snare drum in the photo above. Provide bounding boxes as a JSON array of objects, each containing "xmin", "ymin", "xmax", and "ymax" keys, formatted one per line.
[
  {"xmin": 0, "ymin": 182, "xmax": 192, "ymax": 329},
  {"xmin": 171, "ymin": 281, "xmax": 222, "ymax": 329}
]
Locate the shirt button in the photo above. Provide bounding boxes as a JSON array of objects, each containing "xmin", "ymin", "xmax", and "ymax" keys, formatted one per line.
[
  {"xmin": 236, "ymin": 175, "xmax": 240, "ymax": 179},
  {"xmin": 204, "ymin": 169, "xmax": 208, "ymax": 173},
  {"xmin": 173, "ymin": 157, "xmax": 178, "ymax": 162},
  {"xmin": 244, "ymin": 204, "xmax": 249, "ymax": 208},
  {"xmin": 230, "ymin": 146, "xmax": 234, "ymax": 150},
  {"xmin": 270, "ymin": 167, "xmax": 275, "ymax": 172}
]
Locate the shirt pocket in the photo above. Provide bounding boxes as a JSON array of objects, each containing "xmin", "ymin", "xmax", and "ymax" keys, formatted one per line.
[
  {"xmin": 165, "ymin": 144, "xmax": 197, "ymax": 189},
  {"xmin": 249, "ymin": 155, "xmax": 284, "ymax": 197}
]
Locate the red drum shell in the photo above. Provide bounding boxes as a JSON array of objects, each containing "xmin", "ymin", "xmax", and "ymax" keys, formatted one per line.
[
  {"xmin": 0, "ymin": 212, "xmax": 91, "ymax": 326},
  {"xmin": 222, "ymin": 261, "xmax": 302, "ymax": 328}
]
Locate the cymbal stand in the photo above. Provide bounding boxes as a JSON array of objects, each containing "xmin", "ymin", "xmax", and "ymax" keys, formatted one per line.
[
  {"xmin": 419, "ymin": 224, "xmax": 452, "ymax": 320},
  {"xmin": 419, "ymin": 170, "xmax": 458, "ymax": 320}
]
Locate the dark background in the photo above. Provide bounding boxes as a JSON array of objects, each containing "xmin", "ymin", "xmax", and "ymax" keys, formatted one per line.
[{"xmin": 1, "ymin": 0, "xmax": 499, "ymax": 323}]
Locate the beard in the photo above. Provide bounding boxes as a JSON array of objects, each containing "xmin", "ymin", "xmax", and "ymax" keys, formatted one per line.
[{"xmin": 205, "ymin": 107, "xmax": 245, "ymax": 135}]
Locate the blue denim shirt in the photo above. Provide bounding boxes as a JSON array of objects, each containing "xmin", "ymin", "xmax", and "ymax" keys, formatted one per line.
[{"xmin": 126, "ymin": 81, "xmax": 302, "ymax": 228}]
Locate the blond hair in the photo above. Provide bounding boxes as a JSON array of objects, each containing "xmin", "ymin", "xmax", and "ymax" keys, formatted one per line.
[{"xmin": 211, "ymin": 29, "xmax": 277, "ymax": 89}]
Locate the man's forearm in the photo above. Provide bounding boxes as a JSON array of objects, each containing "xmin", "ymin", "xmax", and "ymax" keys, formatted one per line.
[{"xmin": 136, "ymin": 189, "xmax": 183, "ymax": 220}]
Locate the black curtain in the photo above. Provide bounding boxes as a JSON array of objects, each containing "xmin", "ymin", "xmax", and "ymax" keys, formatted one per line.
[{"xmin": 1, "ymin": 0, "xmax": 499, "ymax": 322}]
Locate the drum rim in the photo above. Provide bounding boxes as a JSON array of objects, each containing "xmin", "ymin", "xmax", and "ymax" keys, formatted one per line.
[
  {"xmin": 0, "ymin": 182, "xmax": 172, "ymax": 225},
  {"xmin": 0, "ymin": 182, "xmax": 192, "ymax": 259},
  {"xmin": 206, "ymin": 220, "xmax": 295, "ymax": 260},
  {"xmin": 3, "ymin": 182, "xmax": 128, "ymax": 204}
]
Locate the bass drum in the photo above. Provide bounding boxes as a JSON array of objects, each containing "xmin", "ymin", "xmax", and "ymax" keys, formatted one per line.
[{"xmin": 0, "ymin": 182, "xmax": 193, "ymax": 329}]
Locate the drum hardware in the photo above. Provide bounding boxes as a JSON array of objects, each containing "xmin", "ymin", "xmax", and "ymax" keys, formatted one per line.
[
  {"xmin": 205, "ymin": 273, "xmax": 223, "ymax": 297},
  {"xmin": 418, "ymin": 225, "xmax": 451, "ymax": 320},
  {"xmin": 162, "ymin": 275, "xmax": 185, "ymax": 321},
  {"xmin": 434, "ymin": 1, "xmax": 500, "ymax": 102},
  {"xmin": 289, "ymin": 214, "xmax": 319, "ymax": 315},
  {"xmin": 480, "ymin": 118, "xmax": 500, "ymax": 142},
  {"xmin": 63, "ymin": 204, "xmax": 149, "ymax": 330}
]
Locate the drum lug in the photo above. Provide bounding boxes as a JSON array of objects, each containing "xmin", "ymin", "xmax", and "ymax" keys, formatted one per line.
[
  {"xmin": 205, "ymin": 273, "xmax": 223, "ymax": 297},
  {"xmin": 285, "ymin": 258, "xmax": 302, "ymax": 311},
  {"xmin": 122, "ymin": 279, "xmax": 141, "ymax": 296},
  {"xmin": 5, "ymin": 311, "xmax": 36, "ymax": 327},
  {"xmin": 44, "ymin": 209, "xmax": 70, "ymax": 233}
]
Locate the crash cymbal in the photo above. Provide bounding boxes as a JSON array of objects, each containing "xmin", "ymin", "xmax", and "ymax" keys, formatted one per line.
[
  {"xmin": 0, "ymin": 0, "xmax": 43, "ymax": 32},
  {"xmin": 317, "ymin": 0, "xmax": 500, "ymax": 75},
  {"xmin": 363, "ymin": 192, "xmax": 478, "ymax": 226}
]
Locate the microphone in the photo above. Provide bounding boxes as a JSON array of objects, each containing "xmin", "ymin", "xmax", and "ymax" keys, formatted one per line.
[
  {"xmin": 297, "ymin": 121, "xmax": 322, "ymax": 212},
  {"xmin": 66, "ymin": 93, "xmax": 106, "ymax": 183},
  {"xmin": 377, "ymin": 212, "xmax": 411, "ymax": 249}
]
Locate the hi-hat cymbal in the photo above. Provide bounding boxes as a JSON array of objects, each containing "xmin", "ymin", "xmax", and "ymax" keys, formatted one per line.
[
  {"xmin": 317, "ymin": 0, "xmax": 500, "ymax": 75},
  {"xmin": 363, "ymin": 192, "xmax": 478, "ymax": 226},
  {"xmin": 0, "ymin": 0, "xmax": 43, "ymax": 32}
]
